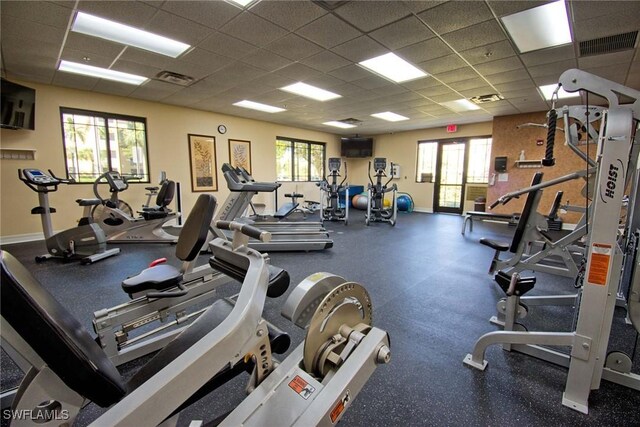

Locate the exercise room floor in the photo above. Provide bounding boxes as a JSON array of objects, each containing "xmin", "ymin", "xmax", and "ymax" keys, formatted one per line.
[{"xmin": 2, "ymin": 211, "xmax": 639, "ymax": 426}]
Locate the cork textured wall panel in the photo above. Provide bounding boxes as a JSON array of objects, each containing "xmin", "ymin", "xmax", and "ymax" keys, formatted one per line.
[{"xmin": 488, "ymin": 112, "xmax": 595, "ymax": 224}]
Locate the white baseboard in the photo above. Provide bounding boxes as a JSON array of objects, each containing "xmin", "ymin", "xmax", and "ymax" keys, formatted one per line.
[
  {"xmin": 412, "ymin": 207, "xmax": 433, "ymax": 213},
  {"xmin": 1, "ymin": 232, "xmax": 45, "ymax": 245}
]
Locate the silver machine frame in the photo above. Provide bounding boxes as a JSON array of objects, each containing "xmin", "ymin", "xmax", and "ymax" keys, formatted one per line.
[
  {"xmin": 464, "ymin": 69, "xmax": 640, "ymax": 414},
  {"xmin": 318, "ymin": 157, "xmax": 349, "ymax": 225},
  {"xmin": 92, "ymin": 171, "xmax": 179, "ymax": 243},
  {"xmin": 1, "ymin": 221, "xmax": 389, "ymax": 425},
  {"xmin": 213, "ymin": 164, "xmax": 333, "ymax": 252},
  {"xmin": 365, "ymin": 158, "xmax": 398, "ymax": 226}
]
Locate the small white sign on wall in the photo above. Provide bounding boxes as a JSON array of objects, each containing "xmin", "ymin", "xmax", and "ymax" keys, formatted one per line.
[{"xmin": 498, "ymin": 173, "xmax": 509, "ymax": 182}]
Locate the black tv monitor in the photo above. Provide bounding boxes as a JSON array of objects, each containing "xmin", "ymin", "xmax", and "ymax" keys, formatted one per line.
[
  {"xmin": 1, "ymin": 78, "xmax": 36, "ymax": 130},
  {"xmin": 341, "ymin": 136, "xmax": 373, "ymax": 158}
]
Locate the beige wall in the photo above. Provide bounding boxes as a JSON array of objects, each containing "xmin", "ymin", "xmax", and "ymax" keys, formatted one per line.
[
  {"xmin": 0, "ymin": 80, "xmax": 340, "ymax": 240},
  {"xmin": 349, "ymin": 122, "xmax": 494, "ymax": 212}
]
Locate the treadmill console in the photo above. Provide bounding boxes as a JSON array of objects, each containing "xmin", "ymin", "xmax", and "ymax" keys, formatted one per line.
[
  {"xmin": 328, "ymin": 158, "xmax": 341, "ymax": 172},
  {"xmin": 373, "ymin": 158, "xmax": 387, "ymax": 171}
]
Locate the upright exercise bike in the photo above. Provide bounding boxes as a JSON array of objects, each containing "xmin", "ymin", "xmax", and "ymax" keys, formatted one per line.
[
  {"xmin": 91, "ymin": 171, "xmax": 178, "ymax": 243},
  {"xmin": 366, "ymin": 157, "xmax": 398, "ymax": 226},
  {"xmin": 17, "ymin": 168, "xmax": 120, "ymax": 264},
  {"xmin": 318, "ymin": 157, "xmax": 349, "ymax": 224}
]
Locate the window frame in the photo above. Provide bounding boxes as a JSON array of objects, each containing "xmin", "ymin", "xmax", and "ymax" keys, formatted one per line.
[
  {"xmin": 59, "ymin": 107, "xmax": 151, "ymax": 183},
  {"xmin": 276, "ymin": 136, "xmax": 326, "ymax": 182}
]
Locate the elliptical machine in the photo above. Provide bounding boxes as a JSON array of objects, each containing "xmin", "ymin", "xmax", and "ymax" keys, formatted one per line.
[
  {"xmin": 317, "ymin": 157, "xmax": 349, "ymax": 225},
  {"xmin": 366, "ymin": 158, "xmax": 398, "ymax": 226},
  {"xmin": 91, "ymin": 171, "xmax": 178, "ymax": 243},
  {"xmin": 17, "ymin": 169, "xmax": 120, "ymax": 264}
]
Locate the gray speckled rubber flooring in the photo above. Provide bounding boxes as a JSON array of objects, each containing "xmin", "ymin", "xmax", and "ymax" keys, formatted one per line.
[{"xmin": 1, "ymin": 211, "xmax": 638, "ymax": 426}]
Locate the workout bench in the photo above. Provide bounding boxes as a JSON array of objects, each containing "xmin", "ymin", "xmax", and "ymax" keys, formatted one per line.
[{"xmin": 461, "ymin": 211, "xmax": 520, "ymax": 235}]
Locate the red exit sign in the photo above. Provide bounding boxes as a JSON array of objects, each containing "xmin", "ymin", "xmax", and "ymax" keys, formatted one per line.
[{"xmin": 446, "ymin": 124, "xmax": 457, "ymax": 133}]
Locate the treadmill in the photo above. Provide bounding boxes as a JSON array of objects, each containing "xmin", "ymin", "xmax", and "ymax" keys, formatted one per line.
[{"xmin": 213, "ymin": 164, "xmax": 333, "ymax": 252}]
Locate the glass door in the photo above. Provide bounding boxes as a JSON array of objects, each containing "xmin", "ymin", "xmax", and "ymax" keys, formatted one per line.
[{"xmin": 434, "ymin": 142, "xmax": 466, "ymax": 214}]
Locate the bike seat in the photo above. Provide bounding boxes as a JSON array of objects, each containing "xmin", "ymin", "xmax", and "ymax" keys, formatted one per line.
[
  {"xmin": 121, "ymin": 264, "xmax": 183, "ymax": 297},
  {"xmin": 479, "ymin": 238, "xmax": 509, "ymax": 252},
  {"xmin": 76, "ymin": 198, "xmax": 102, "ymax": 206}
]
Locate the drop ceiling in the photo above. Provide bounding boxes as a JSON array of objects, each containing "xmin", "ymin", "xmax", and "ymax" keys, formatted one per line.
[{"xmin": 1, "ymin": 0, "xmax": 638, "ymax": 135}]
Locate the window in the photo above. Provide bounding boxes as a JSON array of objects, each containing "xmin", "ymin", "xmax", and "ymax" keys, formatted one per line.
[
  {"xmin": 276, "ymin": 137, "xmax": 325, "ymax": 182},
  {"xmin": 416, "ymin": 141, "xmax": 437, "ymax": 182},
  {"xmin": 467, "ymin": 138, "xmax": 492, "ymax": 183},
  {"xmin": 60, "ymin": 107, "xmax": 150, "ymax": 183}
]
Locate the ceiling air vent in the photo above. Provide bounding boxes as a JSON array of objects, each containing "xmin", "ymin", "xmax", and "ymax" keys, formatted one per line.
[
  {"xmin": 339, "ymin": 118, "xmax": 363, "ymax": 125},
  {"xmin": 579, "ymin": 31, "xmax": 638, "ymax": 57},
  {"xmin": 470, "ymin": 94, "xmax": 504, "ymax": 104},
  {"xmin": 155, "ymin": 71, "xmax": 195, "ymax": 86}
]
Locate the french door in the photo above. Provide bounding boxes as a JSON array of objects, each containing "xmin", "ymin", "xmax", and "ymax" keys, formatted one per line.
[{"xmin": 434, "ymin": 141, "xmax": 467, "ymax": 214}]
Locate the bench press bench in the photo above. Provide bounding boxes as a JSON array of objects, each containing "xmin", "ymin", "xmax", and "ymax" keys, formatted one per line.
[{"xmin": 461, "ymin": 211, "xmax": 520, "ymax": 235}]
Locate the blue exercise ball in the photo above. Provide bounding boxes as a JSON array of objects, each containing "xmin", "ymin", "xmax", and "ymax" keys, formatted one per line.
[{"xmin": 397, "ymin": 195, "xmax": 412, "ymax": 212}]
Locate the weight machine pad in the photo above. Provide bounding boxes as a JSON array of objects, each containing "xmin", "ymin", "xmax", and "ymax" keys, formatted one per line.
[
  {"xmin": 479, "ymin": 238, "xmax": 509, "ymax": 252},
  {"xmin": 121, "ymin": 264, "xmax": 183, "ymax": 295}
]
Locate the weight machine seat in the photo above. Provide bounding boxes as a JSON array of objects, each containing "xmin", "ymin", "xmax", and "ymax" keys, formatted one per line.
[
  {"xmin": 494, "ymin": 270, "xmax": 536, "ymax": 296},
  {"xmin": 0, "ymin": 250, "xmax": 127, "ymax": 407},
  {"xmin": 1, "ymin": 250, "xmax": 290, "ymax": 416},
  {"xmin": 210, "ymin": 257, "xmax": 290, "ymax": 299},
  {"xmin": 479, "ymin": 238, "xmax": 510, "ymax": 252},
  {"xmin": 123, "ymin": 194, "xmax": 217, "ymax": 296}
]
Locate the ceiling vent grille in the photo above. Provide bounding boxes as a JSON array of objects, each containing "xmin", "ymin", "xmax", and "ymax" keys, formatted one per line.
[
  {"xmin": 470, "ymin": 94, "xmax": 504, "ymax": 104},
  {"xmin": 155, "ymin": 71, "xmax": 195, "ymax": 86},
  {"xmin": 339, "ymin": 118, "xmax": 362, "ymax": 125},
  {"xmin": 579, "ymin": 31, "xmax": 638, "ymax": 57}
]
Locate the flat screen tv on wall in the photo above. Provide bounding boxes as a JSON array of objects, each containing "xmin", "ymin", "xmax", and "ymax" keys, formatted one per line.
[
  {"xmin": 340, "ymin": 136, "xmax": 373, "ymax": 158},
  {"xmin": 1, "ymin": 78, "xmax": 36, "ymax": 130}
]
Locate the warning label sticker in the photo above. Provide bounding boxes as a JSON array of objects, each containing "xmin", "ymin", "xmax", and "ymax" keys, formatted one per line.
[
  {"xmin": 288, "ymin": 375, "xmax": 315, "ymax": 400},
  {"xmin": 587, "ymin": 243, "xmax": 612, "ymax": 286},
  {"xmin": 330, "ymin": 391, "xmax": 350, "ymax": 424}
]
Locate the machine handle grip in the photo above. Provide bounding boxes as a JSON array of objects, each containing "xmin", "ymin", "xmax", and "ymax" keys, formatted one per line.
[
  {"xmin": 216, "ymin": 220, "xmax": 271, "ymax": 242},
  {"xmin": 489, "ymin": 200, "xmax": 501, "ymax": 210},
  {"xmin": 47, "ymin": 169, "xmax": 76, "ymax": 184},
  {"xmin": 542, "ymin": 109, "xmax": 557, "ymax": 167}
]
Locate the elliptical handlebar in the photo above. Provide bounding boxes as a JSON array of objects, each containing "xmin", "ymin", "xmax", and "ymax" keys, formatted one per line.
[
  {"xmin": 339, "ymin": 161, "xmax": 348, "ymax": 187},
  {"xmin": 383, "ymin": 162, "xmax": 395, "ymax": 188},
  {"xmin": 368, "ymin": 161, "xmax": 374, "ymax": 186}
]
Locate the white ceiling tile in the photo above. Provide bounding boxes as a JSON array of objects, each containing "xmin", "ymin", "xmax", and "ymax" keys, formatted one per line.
[
  {"xmin": 578, "ymin": 50, "xmax": 635, "ymax": 69},
  {"xmin": 265, "ymin": 34, "xmax": 323, "ymax": 61},
  {"xmin": 333, "ymin": 1, "xmax": 411, "ymax": 32},
  {"xmin": 274, "ymin": 63, "xmax": 324, "ymax": 82},
  {"xmin": 494, "ymin": 80, "xmax": 536, "ymax": 92},
  {"xmin": 249, "ymin": 73, "xmax": 295, "ymax": 90},
  {"xmin": 486, "ymin": 69, "xmax": 532, "ymax": 85},
  {"xmin": 571, "ymin": 1, "xmax": 639, "ymax": 22},
  {"xmin": 181, "ymin": 48, "xmax": 234, "ymax": 72},
  {"xmin": 474, "ymin": 57, "xmax": 525, "ymax": 76},
  {"xmin": 419, "ymin": 54, "xmax": 467, "ymax": 75},
  {"xmin": 331, "ymin": 36, "xmax": 388, "ymax": 63},
  {"xmin": 296, "ymin": 13, "xmax": 361, "ymax": 49},
  {"xmin": 352, "ymin": 75, "xmax": 394, "ymax": 90},
  {"xmin": 573, "ymin": 13, "xmax": 640, "ymax": 42},
  {"xmin": 160, "ymin": 1, "xmax": 241, "ymax": 29},
  {"xmin": 459, "ymin": 86, "xmax": 496, "ymax": 98},
  {"xmin": 117, "ymin": 48, "xmax": 173, "ymax": 70},
  {"xmin": 249, "ymin": 0, "xmax": 326, "ymax": 31},
  {"xmin": 241, "ymin": 49, "xmax": 293, "ymax": 72},
  {"xmin": 448, "ymin": 78, "xmax": 490, "ymax": 92},
  {"xmin": 582, "ymin": 64, "xmax": 629, "ymax": 85},
  {"xmin": 397, "ymin": 38, "xmax": 453, "ymax": 64},
  {"xmin": 304, "ymin": 74, "xmax": 347, "ymax": 89},
  {"xmin": 93, "ymin": 80, "xmax": 138, "ymax": 97},
  {"xmin": 130, "ymin": 80, "xmax": 182, "ymax": 101},
  {"xmin": 219, "ymin": 12, "xmax": 288, "ymax": 47},
  {"xmin": 416, "ymin": 85, "xmax": 456, "ymax": 98},
  {"xmin": 434, "ymin": 67, "xmax": 481, "ymax": 84},
  {"xmin": 369, "ymin": 16, "xmax": 435, "ymax": 50},
  {"xmin": 1, "ymin": 16, "xmax": 66, "ymax": 46},
  {"xmin": 417, "ymin": 1, "xmax": 493, "ymax": 35},
  {"xmin": 460, "ymin": 40, "xmax": 517, "ymax": 66},
  {"xmin": 528, "ymin": 59, "xmax": 578, "ymax": 79},
  {"xmin": 441, "ymin": 20, "xmax": 506, "ymax": 52},
  {"xmin": 206, "ymin": 62, "xmax": 266, "ymax": 87},
  {"xmin": 61, "ymin": 48, "xmax": 116, "ymax": 69},
  {"xmin": 52, "ymin": 71, "xmax": 99, "ymax": 91},
  {"xmin": 300, "ymin": 50, "xmax": 351, "ymax": 73},
  {"xmin": 520, "ymin": 45, "xmax": 576, "ymax": 67},
  {"xmin": 63, "ymin": 32, "xmax": 127, "ymax": 59},
  {"xmin": 112, "ymin": 59, "xmax": 164, "ymax": 79},
  {"xmin": 198, "ymin": 32, "xmax": 258, "ymax": 59},
  {"xmin": 400, "ymin": 76, "xmax": 442, "ymax": 91},
  {"xmin": 1, "ymin": 0, "xmax": 72, "ymax": 28},
  {"xmin": 145, "ymin": 10, "xmax": 212, "ymax": 46}
]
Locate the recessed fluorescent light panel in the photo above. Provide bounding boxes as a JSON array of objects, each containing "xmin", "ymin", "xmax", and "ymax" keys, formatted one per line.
[
  {"xmin": 58, "ymin": 60, "xmax": 148, "ymax": 85},
  {"xmin": 359, "ymin": 52, "xmax": 428, "ymax": 83},
  {"xmin": 539, "ymin": 84, "xmax": 580, "ymax": 101},
  {"xmin": 72, "ymin": 12, "xmax": 191, "ymax": 58},
  {"xmin": 323, "ymin": 121, "xmax": 356, "ymax": 129},
  {"xmin": 280, "ymin": 82, "xmax": 341, "ymax": 101},
  {"xmin": 371, "ymin": 112, "xmax": 409, "ymax": 122},
  {"xmin": 227, "ymin": 0, "xmax": 258, "ymax": 8},
  {"xmin": 233, "ymin": 100, "xmax": 285, "ymax": 113},
  {"xmin": 440, "ymin": 99, "xmax": 481, "ymax": 112},
  {"xmin": 501, "ymin": 0, "xmax": 572, "ymax": 53}
]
